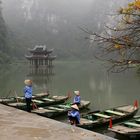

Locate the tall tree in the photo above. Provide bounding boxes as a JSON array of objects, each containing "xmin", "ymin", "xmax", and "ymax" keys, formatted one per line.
[{"xmin": 84, "ymin": 0, "xmax": 140, "ymax": 72}]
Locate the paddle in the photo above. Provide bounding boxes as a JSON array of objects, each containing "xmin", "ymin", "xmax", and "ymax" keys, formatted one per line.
[{"xmin": 32, "ymin": 100, "xmax": 38, "ymax": 110}]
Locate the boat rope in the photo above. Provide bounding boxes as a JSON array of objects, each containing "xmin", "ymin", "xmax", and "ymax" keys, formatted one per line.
[{"xmin": 5, "ymin": 90, "xmax": 12, "ymax": 98}]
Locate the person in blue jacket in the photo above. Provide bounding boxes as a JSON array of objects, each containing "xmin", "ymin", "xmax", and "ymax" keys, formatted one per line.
[
  {"xmin": 68, "ymin": 104, "xmax": 80, "ymax": 125},
  {"xmin": 73, "ymin": 90, "xmax": 81, "ymax": 105},
  {"xmin": 23, "ymin": 79, "xmax": 33, "ymax": 112}
]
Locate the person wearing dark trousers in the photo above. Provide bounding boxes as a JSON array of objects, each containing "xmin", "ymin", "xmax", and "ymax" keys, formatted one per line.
[
  {"xmin": 23, "ymin": 79, "xmax": 33, "ymax": 112},
  {"xmin": 26, "ymin": 98, "xmax": 32, "ymax": 112}
]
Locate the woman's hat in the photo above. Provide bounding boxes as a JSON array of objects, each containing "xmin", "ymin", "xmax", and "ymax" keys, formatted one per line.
[
  {"xmin": 74, "ymin": 90, "xmax": 80, "ymax": 95},
  {"xmin": 71, "ymin": 104, "xmax": 79, "ymax": 110},
  {"xmin": 24, "ymin": 79, "xmax": 32, "ymax": 86}
]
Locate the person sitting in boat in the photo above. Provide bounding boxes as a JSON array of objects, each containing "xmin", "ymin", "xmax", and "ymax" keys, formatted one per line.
[
  {"xmin": 73, "ymin": 90, "xmax": 81, "ymax": 105},
  {"xmin": 68, "ymin": 104, "xmax": 80, "ymax": 125},
  {"xmin": 23, "ymin": 79, "xmax": 33, "ymax": 112}
]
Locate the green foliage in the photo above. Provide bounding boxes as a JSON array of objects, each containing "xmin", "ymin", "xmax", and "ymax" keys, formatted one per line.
[{"xmin": 90, "ymin": 0, "xmax": 140, "ymax": 72}]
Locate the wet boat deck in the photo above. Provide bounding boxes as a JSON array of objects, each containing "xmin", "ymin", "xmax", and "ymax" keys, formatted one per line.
[{"xmin": 0, "ymin": 104, "xmax": 116, "ymax": 140}]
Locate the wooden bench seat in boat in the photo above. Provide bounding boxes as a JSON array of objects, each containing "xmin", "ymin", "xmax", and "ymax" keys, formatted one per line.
[
  {"xmin": 136, "ymin": 119, "xmax": 140, "ymax": 123},
  {"xmin": 47, "ymin": 106, "xmax": 64, "ymax": 111},
  {"xmin": 105, "ymin": 110, "xmax": 125, "ymax": 116},
  {"xmin": 32, "ymin": 99, "xmax": 44, "ymax": 103},
  {"xmin": 124, "ymin": 122, "xmax": 140, "ymax": 127},
  {"xmin": 41, "ymin": 98, "xmax": 55, "ymax": 102},
  {"xmin": 94, "ymin": 113, "xmax": 111, "ymax": 119},
  {"xmin": 57, "ymin": 104, "xmax": 71, "ymax": 109}
]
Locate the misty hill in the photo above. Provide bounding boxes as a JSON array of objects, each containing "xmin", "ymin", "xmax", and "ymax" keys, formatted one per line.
[
  {"xmin": 0, "ymin": 1, "xmax": 11, "ymax": 63},
  {"xmin": 2, "ymin": 0, "xmax": 127, "ymax": 60}
]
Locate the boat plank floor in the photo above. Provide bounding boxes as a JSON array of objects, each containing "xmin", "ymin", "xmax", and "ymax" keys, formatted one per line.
[{"xmin": 115, "ymin": 105, "xmax": 135, "ymax": 113}]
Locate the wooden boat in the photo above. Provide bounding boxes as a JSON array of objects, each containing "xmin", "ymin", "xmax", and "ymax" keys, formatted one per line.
[
  {"xmin": 0, "ymin": 92, "xmax": 49, "ymax": 103},
  {"xmin": 3, "ymin": 95, "xmax": 69, "ymax": 109},
  {"xmin": 32, "ymin": 100, "xmax": 90, "ymax": 118},
  {"xmin": 77, "ymin": 105, "xmax": 138, "ymax": 130},
  {"xmin": 108, "ymin": 115, "xmax": 140, "ymax": 138}
]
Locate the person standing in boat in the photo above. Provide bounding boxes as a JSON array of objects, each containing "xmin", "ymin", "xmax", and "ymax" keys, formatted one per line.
[
  {"xmin": 68, "ymin": 104, "xmax": 80, "ymax": 125},
  {"xmin": 23, "ymin": 79, "xmax": 33, "ymax": 112},
  {"xmin": 73, "ymin": 90, "xmax": 81, "ymax": 105}
]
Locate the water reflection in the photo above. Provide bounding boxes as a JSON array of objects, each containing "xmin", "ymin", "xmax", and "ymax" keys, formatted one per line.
[
  {"xmin": 0, "ymin": 63, "xmax": 55, "ymax": 97},
  {"xmin": 27, "ymin": 66, "xmax": 55, "ymax": 94},
  {"xmin": 0, "ymin": 61, "xmax": 140, "ymax": 140},
  {"xmin": 28, "ymin": 67, "xmax": 54, "ymax": 76},
  {"xmin": 0, "ymin": 61, "xmax": 140, "ymax": 109},
  {"xmin": 0, "ymin": 64, "xmax": 27, "ymax": 97}
]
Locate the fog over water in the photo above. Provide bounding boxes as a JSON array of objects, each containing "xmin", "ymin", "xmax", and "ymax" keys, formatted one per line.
[{"xmin": 0, "ymin": 1, "xmax": 139, "ymax": 140}]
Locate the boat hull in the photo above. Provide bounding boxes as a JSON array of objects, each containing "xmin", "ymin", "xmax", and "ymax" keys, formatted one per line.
[
  {"xmin": 0, "ymin": 92, "xmax": 49, "ymax": 103},
  {"xmin": 0, "ymin": 95, "xmax": 68, "ymax": 110},
  {"xmin": 32, "ymin": 100, "xmax": 90, "ymax": 118},
  {"xmin": 77, "ymin": 105, "xmax": 138, "ymax": 130},
  {"xmin": 109, "ymin": 115, "xmax": 140, "ymax": 139}
]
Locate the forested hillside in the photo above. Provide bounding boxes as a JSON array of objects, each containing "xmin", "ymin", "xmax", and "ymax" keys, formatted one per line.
[
  {"xmin": 0, "ymin": 1, "xmax": 10, "ymax": 63},
  {"xmin": 2, "ymin": 0, "xmax": 128, "ymax": 61}
]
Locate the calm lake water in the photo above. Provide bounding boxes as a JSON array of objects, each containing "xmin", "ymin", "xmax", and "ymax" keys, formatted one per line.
[{"xmin": 0, "ymin": 60, "xmax": 140, "ymax": 140}]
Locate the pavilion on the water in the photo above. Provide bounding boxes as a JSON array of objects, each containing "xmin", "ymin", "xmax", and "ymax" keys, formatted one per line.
[{"xmin": 25, "ymin": 45, "xmax": 56, "ymax": 67}]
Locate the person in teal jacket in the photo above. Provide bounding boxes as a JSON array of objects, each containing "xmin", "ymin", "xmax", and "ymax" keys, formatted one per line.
[
  {"xmin": 24, "ymin": 79, "xmax": 32, "ymax": 112},
  {"xmin": 68, "ymin": 104, "xmax": 80, "ymax": 125}
]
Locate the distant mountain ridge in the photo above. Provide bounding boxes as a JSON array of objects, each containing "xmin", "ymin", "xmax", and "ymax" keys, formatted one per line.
[{"xmin": 2, "ymin": 0, "xmax": 127, "ymax": 60}]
